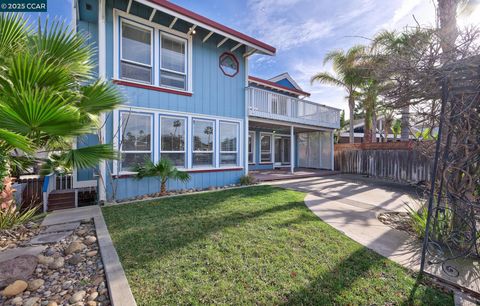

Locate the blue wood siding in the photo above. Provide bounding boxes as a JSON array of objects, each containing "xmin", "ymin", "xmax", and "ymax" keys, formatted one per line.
[{"xmin": 275, "ymin": 78, "xmax": 297, "ymax": 90}]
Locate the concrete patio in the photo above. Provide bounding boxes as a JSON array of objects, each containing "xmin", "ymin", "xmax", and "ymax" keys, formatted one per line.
[{"xmin": 251, "ymin": 168, "xmax": 339, "ymax": 182}]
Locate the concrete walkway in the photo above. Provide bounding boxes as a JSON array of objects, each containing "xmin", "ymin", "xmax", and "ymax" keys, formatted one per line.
[
  {"xmin": 42, "ymin": 206, "xmax": 137, "ymax": 306},
  {"xmin": 268, "ymin": 175, "xmax": 480, "ymax": 300}
]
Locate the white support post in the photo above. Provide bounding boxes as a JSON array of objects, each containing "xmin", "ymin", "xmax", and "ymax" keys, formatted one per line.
[
  {"xmin": 98, "ymin": 0, "xmax": 107, "ymax": 203},
  {"xmin": 290, "ymin": 126, "xmax": 295, "ymax": 173},
  {"xmin": 331, "ymin": 131, "xmax": 334, "ymax": 171}
]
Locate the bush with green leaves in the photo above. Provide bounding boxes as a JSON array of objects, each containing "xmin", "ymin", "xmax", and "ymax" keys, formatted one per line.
[
  {"xmin": 0, "ymin": 14, "xmax": 123, "ymax": 181},
  {"xmin": 134, "ymin": 159, "xmax": 191, "ymax": 195},
  {"xmin": 239, "ymin": 174, "xmax": 256, "ymax": 186}
]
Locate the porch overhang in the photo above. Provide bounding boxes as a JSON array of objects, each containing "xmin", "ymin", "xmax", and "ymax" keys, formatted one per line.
[{"xmin": 129, "ymin": 0, "xmax": 276, "ymax": 56}]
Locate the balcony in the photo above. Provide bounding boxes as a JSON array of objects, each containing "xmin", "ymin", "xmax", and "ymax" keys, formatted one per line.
[{"xmin": 246, "ymin": 87, "xmax": 340, "ymax": 129}]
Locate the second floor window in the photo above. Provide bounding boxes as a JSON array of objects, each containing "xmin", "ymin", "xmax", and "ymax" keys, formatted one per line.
[
  {"xmin": 161, "ymin": 34, "xmax": 187, "ymax": 90},
  {"xmin": 121, "ymin": 21, "xmax": 152, "ymax": 84}
]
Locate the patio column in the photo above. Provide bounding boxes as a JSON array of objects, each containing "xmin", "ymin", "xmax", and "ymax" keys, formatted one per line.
[{"xmin": 290, "ymin": 126, "xmax": 294, "ymax": 173}]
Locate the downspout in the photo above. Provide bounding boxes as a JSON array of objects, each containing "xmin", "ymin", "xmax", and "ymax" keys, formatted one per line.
[{"xmin": 98, "ymin": 0, "xmax": 107, "ymax": 202}]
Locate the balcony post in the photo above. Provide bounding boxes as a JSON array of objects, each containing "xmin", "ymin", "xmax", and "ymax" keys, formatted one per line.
[{"xmin": 290, "ymin": 125, "xmax": 294, "ymax": 173}]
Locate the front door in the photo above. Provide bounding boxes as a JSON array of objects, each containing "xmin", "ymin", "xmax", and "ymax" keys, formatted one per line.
[{"xmin": 274, "ymin": 136, "xmax": 291, "ymax": 167}]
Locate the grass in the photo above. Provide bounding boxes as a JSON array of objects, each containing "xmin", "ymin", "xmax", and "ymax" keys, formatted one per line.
[{"xmin": 102, "ymin": 186, "xmax": 452, "ymax": 305}]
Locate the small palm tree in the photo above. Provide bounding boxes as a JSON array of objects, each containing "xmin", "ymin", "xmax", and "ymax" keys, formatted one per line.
[
  {"xmin": 311, "ymin": 45, "xmax": 365, "ymax": 143},
  {"xmin": 134, "ymin": 159, "xmax": 190, "ymax": 195}
]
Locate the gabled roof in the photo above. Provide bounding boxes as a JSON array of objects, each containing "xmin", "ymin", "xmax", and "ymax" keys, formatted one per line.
[
  {"xmin": 142, "ymin": 0, "xmax": 276, "ymax": 55},
  {"xmin": 248, "ymin": 76, "xmax": 311, "ymax": 97},
  {"xmin": 268, "ymin": 72, "xmax": 304, "ymax": 92}
]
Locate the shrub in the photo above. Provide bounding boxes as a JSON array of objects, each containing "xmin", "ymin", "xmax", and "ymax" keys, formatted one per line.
[
  {"xmin": 406, "ymin": 201, "xmax": 453, "ymax": 240},
  {"xmin": 239, "ymin": 174, "xmax": 256, "ymax": 186},
  {"xmin": 0, "ymin": 177, "xmax": 37, "ymax": 229}
]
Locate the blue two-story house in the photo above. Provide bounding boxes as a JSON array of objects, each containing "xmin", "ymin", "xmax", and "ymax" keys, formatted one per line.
[{"xmin": 44, "ymin": 0, "xmax": 340, "ymax": 207}]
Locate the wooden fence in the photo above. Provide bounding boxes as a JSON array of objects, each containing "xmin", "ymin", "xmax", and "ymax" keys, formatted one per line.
[{"xmin": 334, "ymin": 142, "xmax": 432, "ymax": 183}]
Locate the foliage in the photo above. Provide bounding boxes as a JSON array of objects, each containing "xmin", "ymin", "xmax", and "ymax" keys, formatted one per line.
[
  {"xmin": 0, "ymin": 177, "xmax": 37, "ymax": 229},
  {"xmin": 414, "ymin": 128, "xmax": 438, "ymax": 141},
  {"xmin": 134, "ymin": 159, "xmax": 190, "ymax": 195},
  {"xmin": 239, "ymin": 174, "xmax": 256, "ymax": 185},
  {"xmin": 391, "ymin": 119, "xmax": 402, "ymax": 140},
  {"xmin": 0, "ymin": 14, "xmax": 123, "ymax": 181},
  {"xmin": 103, "ymin": 186, "xmax": 452, "ymax": 305},
  {"xmin": 406, "ymin": 202, "xmax": 453, "ymax": 242},
  {"xmin": 311, "ymin": 46, "xmax": 365, "ymax": 143}
]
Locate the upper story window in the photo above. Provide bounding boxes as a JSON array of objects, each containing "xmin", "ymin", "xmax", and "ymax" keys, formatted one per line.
[
  {"xmin": 160, "ymin": 34, "xmax": 187, "ymax": 90},
  {"xmin": 120, "ymin": 21, "xmax": 153, "ymax": 84},
  {"xmin": 115, "ymin": 13, "xmax": 191, "ymax": 92},
  {"xmin": 219, "ymin": 52, "xmax": 239, "ymax": 77}
]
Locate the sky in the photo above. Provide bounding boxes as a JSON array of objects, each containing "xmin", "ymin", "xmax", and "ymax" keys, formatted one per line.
[{"xmin": 26, "ymin": 0, "xmax": 480, "ymax": 116}]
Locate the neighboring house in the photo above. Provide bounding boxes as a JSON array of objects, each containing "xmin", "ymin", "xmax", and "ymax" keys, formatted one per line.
[{"xmin": 50, "ymin": 0, "xmax": 340, "ymax": 203}]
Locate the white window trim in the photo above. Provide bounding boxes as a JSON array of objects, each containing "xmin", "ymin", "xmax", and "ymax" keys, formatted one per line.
[
  {"xmin": 113, "ymin": 9, "xmax": 193, "ymax": 93},
  {"xmin": 119, "ymin": 112, "xmax": 154, "ymax": 173},
  {"xmin": 219, "ymin": 121, "xmax": 240, "ymax": 167},
  {"xmin": 248, "ymin": 131, "xmax": 255, "ymax": 164},
  {"xmin": 119, "ymin": 18, "xmax": 154, "ymax": 85},
  {"xmin": 260, "ymin": 132, "xmax": 273, "ymax": 164},
  {"xmin": 159, "ymin": 115, "xmax": 187, "ymax": 169},
  {"xmin": 113, "ymin": 107, "xmax": 243, "ymax": 174},
  {"xmin": 192, "ymin": 118, "xmax": 216, "ymax": 168}
]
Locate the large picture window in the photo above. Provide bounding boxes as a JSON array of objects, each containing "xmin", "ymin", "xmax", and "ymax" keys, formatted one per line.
[
  {"xmin": 248, "ymin": 132, "xmax": 255, "ymax": 163},
  {"xmin": 220, "ymin": 122, "xmax": 239, "ymax": 166},
  {"xmin": 120, "ymin": 21, "xmax": 152, "ymax": 84},
  {"xmin": 160, "ymin": 116, "xmax": 186, "ymax": 167},
  {"xmin": 260, "ymin": 134, "xmax": 272, "ymax": 163},
  {"xmin": 192, "ymin": 119, "xmax": 215, "ymax": 167},
  {"xmin": 120, "ymin": 113, "xmax": 152, "ymax": 172},
  {"xmin": 160, "ymin": 33, "xmax": 187, "ymax": 90}
]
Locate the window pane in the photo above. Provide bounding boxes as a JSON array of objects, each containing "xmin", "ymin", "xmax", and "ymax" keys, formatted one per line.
[
  {"xmin": 122, "ymin": 113, "xmax": 151, "ymax": 151},
  {"xmin": 220, "ymin": 53, "xmax": 238, "ymax": 76},
  {"xmin": 121, "ymin": 153, "xmax": 150, "ymax": 172},
  {"xmin": 161, "ymin": 117, "xmax": 185, "ymax": 151},
  {"xmin": 261, "ymin": 135, "xmax": 271, "ymax": 151},
  {"xmin": 122, "ymin": 22, "xmax": 151, "ymax": 65},
  {"xmin": 121, "ymin": 61, "xmax": 151, "ymax": 83},
  {"xmin": 248, "ymin": 153, "xmax": 254, "ymax": 163},
  {"xmin": 261, "ymin": 153, "xmax": 271, "ymax": 162},
  {"xmin": 220, "ymin": 153, "xmax": 237, "ymax": 166},
  {"xmin": 161, "ymin": 153, "xmax": 185, "ymax": 168},
  {"xmin": 161, "ymin": 35, "xmax": 185, "ymax": 72},
  {"xmin": 248, "ymin": 134, "xmax": 254, "ymax": 163},
  {"xmin": 160, "ymin": 70, "xmax": 186, "ymax": 90},
  {"xmin": 220, "ymin": 122, "xmax": 237, "ymax": 152},
  {"xmin": 193, "ymin": 153, "xmax": 213, "ymax": 167},
  {"xmin": 193, "ymin": 120, "xmax": 214, "ymax": 151}
]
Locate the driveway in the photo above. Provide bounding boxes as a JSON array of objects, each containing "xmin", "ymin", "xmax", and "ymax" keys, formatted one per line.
[{"xmin": 268, "ymin": 174, "xmax": 424, "ymax": 270}]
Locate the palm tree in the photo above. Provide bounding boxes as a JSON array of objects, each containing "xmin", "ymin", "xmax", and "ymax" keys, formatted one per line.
[
  {"xmin": 0, "ymin": 14, "xmax": 122, "ymax": 179},
  {"xmin": 311, "ymin": 46, "xmax": 365, "ymax": 143},
  {"xmin": 134, "ymin": 159, "xmax": 191, "ymax": 195}
]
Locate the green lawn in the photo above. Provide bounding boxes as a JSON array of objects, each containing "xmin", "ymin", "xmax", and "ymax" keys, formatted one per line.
[{"xmin": 102, "ymin": 186, "xmax": 452, "ymax": 305}]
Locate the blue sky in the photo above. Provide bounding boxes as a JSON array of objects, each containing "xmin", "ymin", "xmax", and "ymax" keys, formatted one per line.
[{"xmin": 27, "ymin": 0, "xmax": 479, "ymax": 115}]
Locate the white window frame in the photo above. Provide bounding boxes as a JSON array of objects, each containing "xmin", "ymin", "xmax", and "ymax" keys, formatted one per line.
[
  {"xmin": 192, "ymin": 118, "xmax": 216, "ymax": 168},
  {"xmin": 260, "ymin": 132, "xmax": 273, "ymax": 163},
  {"xmin": 119, "ymin": 18, "xmax": 154, "ymax": 85},
  {"xmin": 159, "ymin": 32, "xmax": 188, "ymax": 90},
  {"xmin": 248, "ymin": 131, "xmax": 255, "ymax": 164},
  {"xmin": 219, "ymin": 121, "xmax": 239, "ymax": 167},
  {"xmin": 159, "ymin": 115, "xmax": 187, "ymax": 169},
  {"xmin": 119, "ymin": 112, "xmax": 154, "ymax": 173},
  {"xmin": 113, "ymin": 9, "xmax": 193, "ymax": 93}
]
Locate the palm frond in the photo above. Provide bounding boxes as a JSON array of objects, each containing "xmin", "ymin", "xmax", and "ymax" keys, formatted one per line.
[
  {"xmin": 79, "ymin": 81, "xmax": 124, "ymax": 115},
  {"xmin": 310, "ymin": 72, "xmax": 345, "ymax": 87},
  {"xmin": 0, "ymin": 128, "xmax": 33, "ymax": 153},
  {"xmin": 0, "ymin": 13, "xmax": 30, "ymax": 60},
  {"xmin": 61, "ymin": 144, "xmax": 118, "ymax": 169}
]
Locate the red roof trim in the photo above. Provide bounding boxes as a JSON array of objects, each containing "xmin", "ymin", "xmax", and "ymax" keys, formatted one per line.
[
  {"xmin": 147, "ymin": 0, "xmax": 276, "ymax": 54},
  {"xmin": 113, "ymin": 80, "xmax": 193, "ymax": 96},
  {"xmin": 248, "ymin": 76, "xmax": 311, "ymax": 97}
]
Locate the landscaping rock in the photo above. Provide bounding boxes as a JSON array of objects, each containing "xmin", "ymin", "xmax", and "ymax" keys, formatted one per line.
[
  {"xmin": 2, "ymin": 280, "xmax": 28, "ymax": 297},
  {"xmin": 84, "ymin": 236, "xmax": 97, "ymax": 245},
  {"xmin": 49, "ymin": 257, "xmax": 64, "ymax": 269},
  {"xmin": 67, "ymin": 254, "xmax": 82, "ymax": 265},
  {"xmin": 27, "ymin": 279, "xmax": 44, "ymax": 291},
  {"xmin": 46, "ymin": 302, "xmax": 57, "ymax": 306},
  {"xmin": 0, "ymin": 255, "xmax": 37, "ymax": 288},
  {"xmin": 69, "ymin": 290, "xmax": 86, "ymax": 303},
  {"xmin": 22, "ymin": 296, "xmax": 39, "ymax": 306},
  {"xmin": 86, "ymin": 251, "xmax": 98, "ymax": 257},
  {"xmin": 65, "ymin": 242, "xmax": 86, "ymax": 255},
  {"xmin": 37, "ymin": 255, "xmax": 54, "ymax": 266},
  {"xmin": 86, "ymin": 301, "xmax": 97, "ymax": 306},
  {"xmin": 87, "ymin": 291, "xmax": 98, "ymax": 301},
  {"xmin": 10, "ymin": 296, "xmax": 23, "ymax": 305}
]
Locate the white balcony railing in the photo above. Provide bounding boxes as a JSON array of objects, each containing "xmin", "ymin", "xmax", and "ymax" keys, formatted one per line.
[{"xmin": 246, "ymin": 87, "xmax": 340, "ymax": 129}]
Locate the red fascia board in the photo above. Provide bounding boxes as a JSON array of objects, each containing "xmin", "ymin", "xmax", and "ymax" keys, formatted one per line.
[
  {"xmin": 147, "ymin": 0, "xmax": 276, "ymax": 54},
  {"xmin": 248, "ymin": 76, "xmax": 311, "ymax": 97}
]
